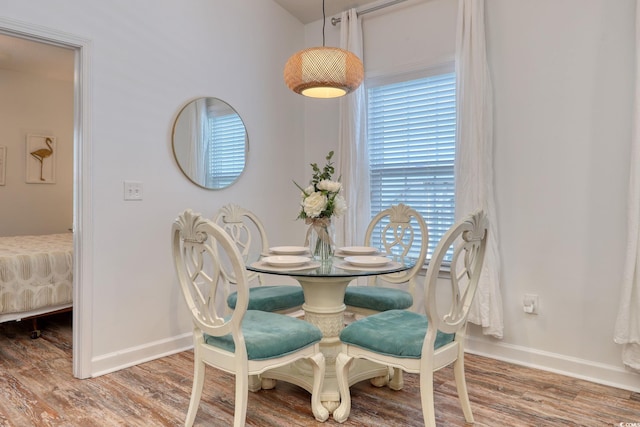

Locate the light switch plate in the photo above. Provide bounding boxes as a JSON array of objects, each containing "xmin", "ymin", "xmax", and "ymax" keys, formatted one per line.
[{"xmin": 124, "ymin": 181, "xmax": 143, "ymax": 201}]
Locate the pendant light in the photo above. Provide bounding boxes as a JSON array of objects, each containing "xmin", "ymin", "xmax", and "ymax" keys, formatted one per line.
[{"xmin": 284, "ymin": 0, "xmax": 364, "ymax": 98}]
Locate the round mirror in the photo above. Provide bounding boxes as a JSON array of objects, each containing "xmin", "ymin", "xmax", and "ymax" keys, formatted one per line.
[{"xmin": 172, "ymin": 97, "xmax": 248, "ymax": 189}]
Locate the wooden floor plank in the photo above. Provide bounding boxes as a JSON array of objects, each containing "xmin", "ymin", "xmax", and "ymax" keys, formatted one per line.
[{"xmin": 1, "ymin": 312, "xmax": 639, "ymax": 426}]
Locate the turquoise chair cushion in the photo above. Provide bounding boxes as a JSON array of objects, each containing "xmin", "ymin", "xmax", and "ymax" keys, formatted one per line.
[
  {"xmin": 339, "ymin": 309, "xmax": 455, "ymax": 358},
  {"xmin": 227, "ymin": 285, "xmax": 305, "ymax": 312},
  {"xmin": 344, "ymin": 286, "xmax": 413, "ymax": 312},
  {"xmin": 204, "ymin": 310, "xmax": 322, "ymax": 360}
]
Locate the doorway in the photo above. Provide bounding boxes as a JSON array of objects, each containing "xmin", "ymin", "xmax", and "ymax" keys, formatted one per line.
[{"xmin": 0, "ymin": 17, "xmax": 92, "ymax": 379}]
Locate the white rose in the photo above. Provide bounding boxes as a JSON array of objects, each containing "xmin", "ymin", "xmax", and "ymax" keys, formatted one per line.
[
  {"xmin": 317, "ymin": 180, "xmax": 341, "ymax": 193},
  {"xmin": 302, "ymin": 185, "xmax": 315, "ymax": 198},
  {"xmin": 333, "ymin": 195, "xmax": 347, "ymax": 217},
  {"xmin": 303, "ymin": 192, "xmax": 328, "ymax": 218}
]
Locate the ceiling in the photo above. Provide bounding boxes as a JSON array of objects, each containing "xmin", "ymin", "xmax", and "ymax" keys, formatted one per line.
[{"xmin": 273, "ymin": 0, "xmax": 382, "ymax": 24}]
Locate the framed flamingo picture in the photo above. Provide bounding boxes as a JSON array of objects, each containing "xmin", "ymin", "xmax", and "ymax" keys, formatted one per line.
[{"xmin": 26, "ymin": 134, "xmax": 56, "ymax": 184}]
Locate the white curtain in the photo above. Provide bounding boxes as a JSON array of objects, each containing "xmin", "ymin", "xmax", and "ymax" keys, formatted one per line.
[
  {"xmin": 614, "ymin": 0, "xmax": 640, "ymax": 372},
  {"xmin": 184, "ymin": 98, "xmax": 208, "ymax": 185},
  {"xmin": 337, "ymin": 9, "xmax": 370, "ymax": 247},
  {"xmin": 455, "ymin": 0, "xmax": 503, "ymax": 338}
]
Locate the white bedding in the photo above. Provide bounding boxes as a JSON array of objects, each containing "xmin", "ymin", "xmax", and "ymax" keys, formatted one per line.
[{"xmin": 0, "ymin": 233, "xmax": 73, "ymax": 322}]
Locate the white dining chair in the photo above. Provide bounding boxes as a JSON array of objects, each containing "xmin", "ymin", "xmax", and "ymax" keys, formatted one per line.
[
  {"xmin": 334, "ymin": 210, "xmax": 489, "ymax": 426},
  {"xmin": 343, "ymin": 204, "xmax": 429, "ymax": 389},
  {"xmin": 172, "ymin": 209, "xmax": 329, "ymax": 427},
  {"xmin": 213, "ymin": 204, "xmax": 305, "ymax": 315},
  {"xmin": 343, "ymin": 203, "xmax": 429, "ymax": 317}
]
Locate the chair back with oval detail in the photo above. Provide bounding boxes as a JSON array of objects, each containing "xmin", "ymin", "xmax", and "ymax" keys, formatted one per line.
[
  {"xmin": 344, "ymin": 203, "xmax": 429, "ymax": 316},
  {"xmin": 365, "ymin": 203, "xmax": 429, "ymax": 286},
  {"xmin": 213, "ymin": 204, "xmax": 305, "ymax": 315}
]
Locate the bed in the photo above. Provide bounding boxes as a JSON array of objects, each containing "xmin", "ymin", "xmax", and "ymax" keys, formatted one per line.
[{"xmin": 0, "ymin": 233, "xmax": 73, "ymax": 338}]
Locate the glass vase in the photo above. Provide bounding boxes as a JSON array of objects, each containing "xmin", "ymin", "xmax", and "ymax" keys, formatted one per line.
[{"xmin": 307, "ymin": 219, "xmax": 335, "ymax": 262}]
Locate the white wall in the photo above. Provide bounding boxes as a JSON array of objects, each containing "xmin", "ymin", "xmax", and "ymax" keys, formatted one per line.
[
  {"xmin": 0, "ymin": 68, "xmax": 74, "ymax": 236},
  {"xmin": 304, "ymin": 0, "xmax": 639, "ymax": 391},
  {"xmin": 475, "ymin": 0, "xmax": 636, "ymax": 390},
  {"xmin": 0, "ymin": 0, "xmax": 310, "ymax": 375}
]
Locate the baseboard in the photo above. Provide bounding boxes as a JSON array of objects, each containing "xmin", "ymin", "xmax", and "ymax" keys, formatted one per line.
[
  {"xmin": 90, "ymin": 332, "xmax": 193, "ymax": 378},
  {"xmin": 465, "ymin": 336, "xmax": 640, "ymax": 393}
]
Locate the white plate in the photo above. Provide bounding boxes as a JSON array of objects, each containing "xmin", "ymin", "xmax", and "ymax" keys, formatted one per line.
[
  {"xmin": 262, "ymin": 255, "xmax": 311, "ymax": 268},
  {"xmin": 344, "ymin": 255, "xmax": 391, "ymax": 267},
  {"xmin": 251, "ymin": 260, "xmax": 321, "ymax": 272},
  {"xmin": 269, "ymin": 246, "xmax": 309, "ymax": 255},
  {"xmin": 338, "ymin": 246, "xmax": 379, "ymax": 255}
]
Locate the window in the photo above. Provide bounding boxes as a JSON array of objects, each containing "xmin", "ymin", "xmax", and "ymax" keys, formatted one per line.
[
  {"xmin": 206, "ymin": 113, "xmax": 246, "ymax": 188},
  {"xmin": 367, "ymin": 71, "xmax": 456, "ymax": 261}
]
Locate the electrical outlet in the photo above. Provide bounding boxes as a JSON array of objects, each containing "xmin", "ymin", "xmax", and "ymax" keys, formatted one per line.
[
  {"xmin": 523, "ymin": 294, "xmax": 539, "ymax": 315},
  {"xmin": 124, "ymin": 181, "xmax": 143, "ymax": 201}
]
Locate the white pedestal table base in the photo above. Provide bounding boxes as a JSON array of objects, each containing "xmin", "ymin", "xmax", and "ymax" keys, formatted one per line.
[{"xmin": 261, "ymin": 275, "xmax": 389, "ymax": 414}]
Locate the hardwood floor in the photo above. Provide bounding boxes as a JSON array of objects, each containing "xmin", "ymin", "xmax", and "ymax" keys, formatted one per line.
[{"xmin": 1, "ymin": 312, "xmax": 639, "ymax": 426}]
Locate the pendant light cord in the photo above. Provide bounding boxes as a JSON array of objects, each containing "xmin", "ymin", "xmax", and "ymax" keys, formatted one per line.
[{"xmin": 322, "ymin": 0, "xmax": 326, "ymax": 47}]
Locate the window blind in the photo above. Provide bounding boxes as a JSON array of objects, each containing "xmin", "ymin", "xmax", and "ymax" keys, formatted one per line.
[
  {"xmin": 207, "ymin": 114, "xmax": 246, "ymax": 188},
  {"xmin": 367, "ymin": 72, "xmax": 456, "ymax": 260}
]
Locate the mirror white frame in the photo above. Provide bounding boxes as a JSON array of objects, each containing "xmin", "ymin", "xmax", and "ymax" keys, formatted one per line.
[{"xmin": 172, "ymin": 97, "xmax": 248, "ymax": 190}]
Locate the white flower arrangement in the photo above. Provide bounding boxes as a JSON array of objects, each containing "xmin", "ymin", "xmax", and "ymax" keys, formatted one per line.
[{"xmin": 294, "ymin": 151, "xmax": 347, "ymax": 221}]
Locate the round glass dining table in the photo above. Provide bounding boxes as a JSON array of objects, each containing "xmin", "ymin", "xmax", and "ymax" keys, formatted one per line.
[{"xmin": 246, "ymin": 255, "xmax": 416, "ymax": 414}]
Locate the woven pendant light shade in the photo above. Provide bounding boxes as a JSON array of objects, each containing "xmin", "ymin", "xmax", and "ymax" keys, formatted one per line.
[{"xmin": 284, "ymin": 46, "xmax": 364, "ymax": 98}]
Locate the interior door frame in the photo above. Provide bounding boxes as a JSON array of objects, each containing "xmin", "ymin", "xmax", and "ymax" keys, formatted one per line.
[{"xmin": 0, "ymin": 17, "xmax": 93, "ymax": 379}]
